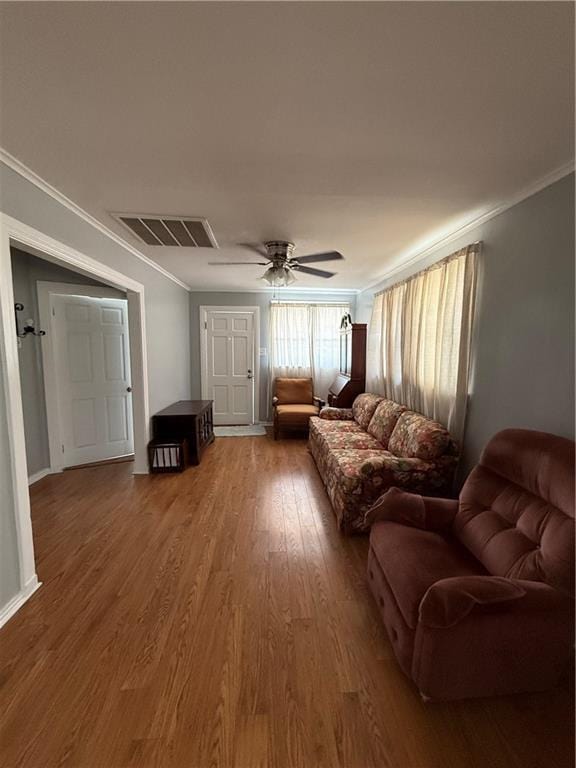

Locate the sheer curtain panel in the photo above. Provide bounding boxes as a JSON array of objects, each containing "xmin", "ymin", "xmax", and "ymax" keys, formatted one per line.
[
  {"xmin": 366, "ymin": 244, "xmax": 479, "ymax": 441},
  {"xmin": 269, "ymin": 303, "xmax": 349, "ymax": 399}
]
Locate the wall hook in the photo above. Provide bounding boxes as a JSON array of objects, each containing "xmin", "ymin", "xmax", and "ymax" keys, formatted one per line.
[{"xmin": 14, "ymin": 303, "xmax": 46, "ymax": 339}]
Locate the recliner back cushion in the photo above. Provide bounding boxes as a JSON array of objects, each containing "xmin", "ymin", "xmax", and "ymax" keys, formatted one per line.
[
  {"xmin": 454, "ymin": 429, "xmax": 575, "ymax": 597},
  {"xmin": 352, "ymin": 393, "xmax": 384, "ymax": 429},
  {"xmin": 367, "ymin": 400, "xmax": 406, "ymax": 447},
  {"xmin": 388, "ymin": 411, "xmax": 451, "ymax": 460},
  {"xmin": 275, "ymin": 377, "xmax": 313, "ymax": 405}
]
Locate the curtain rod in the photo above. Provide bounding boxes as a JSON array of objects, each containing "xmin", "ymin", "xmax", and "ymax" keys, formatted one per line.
[
  {"xmin": 270, "ymin": 300, "xmax": 350, "ymax": 305},
  {"xmin": 375, "ymin": 241, "xmax": 481, "ymax": 297}
]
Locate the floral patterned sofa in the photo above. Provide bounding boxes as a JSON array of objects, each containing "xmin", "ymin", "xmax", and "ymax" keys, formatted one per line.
[{"xmin": 309, "ymin": 393, "xmax": 459, "ymax": 534}]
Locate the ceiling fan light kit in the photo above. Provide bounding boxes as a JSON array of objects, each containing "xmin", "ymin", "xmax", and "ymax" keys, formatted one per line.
[
  {"xmin": 261, "ymin": 265, "xmax": 296, "ymax": 287},
  {"xmin": 208, "ymin": 240, "xmax": 344, "ymax": 286}
]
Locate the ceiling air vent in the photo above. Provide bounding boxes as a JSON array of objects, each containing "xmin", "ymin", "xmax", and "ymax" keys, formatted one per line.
[{"xmin": 113, "ymin": 214, "xmax": 217, "ymax": 248}]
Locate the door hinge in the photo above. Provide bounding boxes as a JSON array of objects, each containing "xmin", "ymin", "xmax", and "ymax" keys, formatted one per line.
[
  {"xmin": 204, "ymin": 321, "xmax": 207, "ymax": 329},
  {"xmin": 52, "ymin": 307, "xmax": 56, "ymax": 317},
  {"xmin": 61, "ymin": 444, "xmax": 65, "ymax": 453}
]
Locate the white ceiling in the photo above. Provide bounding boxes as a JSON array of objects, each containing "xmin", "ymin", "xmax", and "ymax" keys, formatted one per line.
[{"xmin": 0, "ymin": 2, "xmax": 573, "ymax": 292}]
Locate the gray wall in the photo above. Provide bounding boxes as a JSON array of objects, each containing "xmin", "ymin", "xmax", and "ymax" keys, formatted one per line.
[
  {"xmin": 189, "ymin": 290, "xmax": 357, "ymax": 421},
  {"xmin": 1, "ymin": 162, "xmax": 191, "ymax": 416},
  {"xmin": 0, "ymin": 160, "xmax": 191, "ymax": 615},
  {"xmin": 357, "ymin": 173, "xmax": 575, "ymax": 476},
  {"xmin": 10, "ymin": 248, "xmax": 124, "ymax": 477}
]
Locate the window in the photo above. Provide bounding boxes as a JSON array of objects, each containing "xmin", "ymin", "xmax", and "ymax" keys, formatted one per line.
[
  {"xmin": 269, "ymin": 302, "xmax": 350, "ymax": 398},
  {"xmin": 366, "ymin": 244, "xmax": 478, "ymax": 440}
]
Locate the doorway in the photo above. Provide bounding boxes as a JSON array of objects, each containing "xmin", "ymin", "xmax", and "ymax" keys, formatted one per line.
[
  {"xmin": 0, "ymin": 212, "xmax": 150, "ymax": 625},
  {"xmin": 38, "ymin": 285, "xmax": 134, "ymax": 469},
  {"xmin": 200, "ymin": 306, "xmax": 260, "ymax": 425}
]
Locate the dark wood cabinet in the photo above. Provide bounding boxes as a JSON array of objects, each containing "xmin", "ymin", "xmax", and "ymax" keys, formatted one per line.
[
  {"xmin": 327, "ymin": 323, "xmax": 367, "ymax": 407},
  {"xmin": 152, "ymin": 400, "xmax": 214, "ymax": 466}
]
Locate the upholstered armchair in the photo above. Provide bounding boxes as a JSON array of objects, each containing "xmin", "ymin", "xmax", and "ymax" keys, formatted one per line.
[
  {"xmin": 272, "ymin": 377, "xmax": 324, "ymax": 439},
  {"xmin": 365, "ymin": 429, "xmax": 575, "ymax": 700}
]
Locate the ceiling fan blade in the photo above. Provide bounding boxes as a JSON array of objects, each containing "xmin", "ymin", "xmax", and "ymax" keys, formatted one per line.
[
  {"xmin": 207, "ymin": 261, "xmax": 270, "ymax": 266},
  {"xmin": 238, "ymin": 242, "xmax": 270, "ymax": 257},
  {"xmin": 292, "ymin": 265, "xmax": 336, "ymax": 278},
  {"xmin": 292, "ymin": 251, "xmax": 343, "ymax": 264}
]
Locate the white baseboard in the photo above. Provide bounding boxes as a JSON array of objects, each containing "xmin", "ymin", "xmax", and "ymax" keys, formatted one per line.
[
  {"xmin": 28, "ymin": 467, "xmax": 54, "ymax": 486},
  {"xmin": 0, "ymin": 576, "xmax": 42, "ymax": 629}
]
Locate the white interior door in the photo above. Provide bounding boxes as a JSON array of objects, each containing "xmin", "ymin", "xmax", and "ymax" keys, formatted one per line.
[
  {"xmin": 204, "ymin": 309, "xmax": 255, "ymax": 425},
  {"xmin": 52, "ymin": 294, "xmax": 133, "ymax": 467}
]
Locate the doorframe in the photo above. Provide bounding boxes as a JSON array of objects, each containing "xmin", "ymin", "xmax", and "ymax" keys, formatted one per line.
[
  {"xmin": 37, "ymin": 282, "xmax": 133, "ymax": 473},
  {"xmin": 199, "ymin": 305, "xmax": 260, "ymax": 424},
  {"xmin": 0, "ymin": 212, "xmax": 150, "ymax": 625}
]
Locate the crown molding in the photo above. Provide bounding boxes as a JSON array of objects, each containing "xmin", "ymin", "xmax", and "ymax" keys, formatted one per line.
[
  {"xmin": 3, "ymin": 147, "xmax": 572, "ymax": 299},
  {"xmin": 362, "ymin": 159, "xmax": 575, "ymax": 294},
  {"xmin": 188, "ymin": 286, "xmax": 360, "ymax": 295},
  {"xmin": 0, "ymin": 148, "xmax": 191, "ymax": 292}
]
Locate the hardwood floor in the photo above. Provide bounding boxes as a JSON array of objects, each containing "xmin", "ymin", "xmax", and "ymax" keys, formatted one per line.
[{"xmin": 0, "ymin": 436, "xmax": 573, "ymax": 768}]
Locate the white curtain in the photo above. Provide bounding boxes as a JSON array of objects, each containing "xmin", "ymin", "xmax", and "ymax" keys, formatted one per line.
[
  {"xmin": 366, "ymin": 244, "xmax": 478, "ymax": 441},
  {"xmin": 269, "ymin": 302, "xmax": 349, "ymax": 399}
]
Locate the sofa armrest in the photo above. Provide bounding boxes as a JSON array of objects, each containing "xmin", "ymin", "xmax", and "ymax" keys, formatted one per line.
[
  {"xmin": 364, "ymin": 486, "xmax": 458, "ymax": 530},
  {"xmin": 313, "ymin": 396, "xmax": 326, "ymax": 408},
  {"xmin": 319, "ymin": 406, "xmax": 354, "ymax": 420},
  {"xmin": 413, "ymin": 577, "xmax": 574, "ymax": 699},
  {"xmin": 419, "ymin": 576, "xmax": 569, "ymax": 629},
  {"xmin": 272, "ymin": 396, "xmax": 279, "ymax": 407}
]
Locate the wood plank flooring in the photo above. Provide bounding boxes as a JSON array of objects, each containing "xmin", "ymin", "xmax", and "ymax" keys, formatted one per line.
[{"xmin": 0, "ymin": 435, "xmax": 573, "ymax": 768}]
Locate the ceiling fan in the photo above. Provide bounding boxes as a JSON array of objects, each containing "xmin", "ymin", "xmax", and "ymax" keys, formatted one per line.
[{"xmin": 208, "ymin": 240, "xmax": 344, "ymax": 286}]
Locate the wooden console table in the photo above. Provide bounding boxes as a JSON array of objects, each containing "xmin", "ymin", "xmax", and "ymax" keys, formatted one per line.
[{"xmin": 152, "ymin": 400, "xmax": 214, "ymax": 466}]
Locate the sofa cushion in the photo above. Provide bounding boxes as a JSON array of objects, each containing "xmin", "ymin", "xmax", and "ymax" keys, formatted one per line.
[
  {"xmin": 352, "ymin": 393, "xmax": 384, "ymax": 429},
  {"xmin": 454, "ymin": 429, "xmax": 575, "ymax": 597},
  {"xmin": 324, "ymin": 449, "xmax": 392, "ymax": 493},
  {"xmin": 275, "ymin": 377, "xmax": 313, "ymax": 405},
  {"xmin": 315, "ymin": 430, "xmax": 384, "ymax": 452},
  {"xmin": 315, "ymin": 420, "xmax": 363, "ymax": 433},
  {"xmin": 369, "ymin": 521, "xmax": 486, "ymax": 629},
  {"xmin": 309, "ymin": 416, "xmax": 363, "ymax": 436},
  {"xmin": 367, "ymin": 399, "xmax": 406, "ymax": 447},
  {"xmin": 388, "ymin": 411, "xmax": 451, "ymax": 460},
  {"xmin": 276, "ymin": 403, "xmax": 318, "ymax": 425}
]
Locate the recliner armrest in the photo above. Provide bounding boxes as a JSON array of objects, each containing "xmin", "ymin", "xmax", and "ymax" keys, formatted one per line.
[
  {"xmin": 272, "ymin": 396, "xmax": 279, "ymax": 407},
  {"xmin": 319, "ymin": 407, "xmax": 354, "ymax": 420},
  {"xmin": 364, "ymin": 486, "xmax": 458, "ymax": 530},
  {"xmin": 313, "ymin": 396, "xmax": 326, "ymax": 408},
  {"xmin": 418, "ymin": 576, "xmax": 568, "ymax": 629}
]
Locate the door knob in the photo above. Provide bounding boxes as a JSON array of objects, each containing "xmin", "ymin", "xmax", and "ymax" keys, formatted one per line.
[
  {"xmin": 126, "ymin": 386, "xmax": 132, "ymax": 392},
  {"xmin": 247, "ymin": 374, "xmax": 253, "ymax": 380}
]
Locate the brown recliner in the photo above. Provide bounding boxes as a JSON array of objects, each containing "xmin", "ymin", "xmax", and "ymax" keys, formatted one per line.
[
  {"xmin": 366, "ymin": 429, "xmax": 575, "ymax": 700},
  {"xmin": 272, "ymin": 377, "xmax": 322, "ymax": 439}
]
